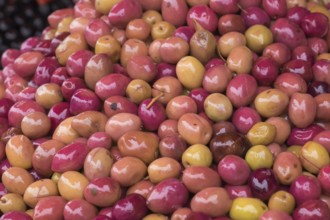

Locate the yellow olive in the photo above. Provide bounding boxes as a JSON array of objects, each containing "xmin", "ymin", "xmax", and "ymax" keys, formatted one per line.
[
  {"xmin": 55, "ymin": 32, "xmax": 88, "ymax": 65},
  {"xmin": 84, "ymin": 147, "xmax": 114, "ymax": 181},
  {"xmin": 230, "ymin": 197, "xmax": 268, "ymax": 220},
  {"xmin": 151, "ymin": 21, "xmax": 176, "ymax": 40},
  {"xmin": 126, "ymin": 79, "xmax": 152, "ymax": 104},
  {"xmin": 143, "ymin": 214, "xmax": 169, "ymax": 220},
  {"xmin": 5, "ymin": 135, "xmax": 34, "ymax": 169},
  {"xmin": 148, "ymin": 157, "xmax": 181, "ymax": 184},
  {"xmin": 94, "ymin": 0, "xmax": 120, "ymax": 14},
  {"xmin": 95, "ymin": 35, "xmax": 121, "ymax": 63},
  {"xmin": 300, "ymin": 141, "xmax": 330, "ymax": 174},
  {"xmin": 245, "ymin": 24, "xmax": 273, "ymax": 53},
  {"xmin": 23, "ymin": 179, "xmax": 58, "ymax": 208},
  {"xmin": 142, "ymin": 10, "xmax": 163, "ymax": 26},
  {"xmin": 204, "ymin": 93, "xmax": 233, "ymax": 122},
  {"xmin": 57, "ymin": 171, "xmax": 89, "ymax": 201},
  {"xmin": 0, "ymin": 193, "xmax": 26, "ymax": 213},
  {"xmin": 287, "ymin": 145, "xmax": 302, "ymax": 157},
  {"xmin": 35, "ymin": 83, "xmax": 63, "ymax": 109},
  {"xmin": 254, "ymin": 89, "xmax": 289, "ymax": 118},
  {"xmin": 55, "ymin": 16, "xmax": 73, "ymax": 36},
  {"xmin": 182, "ymin": 144, "xmax": 213, "ymax": 168},
  {"xmin": 176, "ymin": 56, "xmax": 205, "ymax": 90},
  {"xmin": 52, "ymin": 116, "xmax": 80, "ymax": 144},
  {"xmin": 268, "ymin": 190, "xmax": 295, "ymax": 214},
  {"xmin": 246, "ymin": 122, "xmax": 277, "ymax": 146},
  {"xmin": 309, "ymin": 5, "xmax": 330, "ymax": 20},
  {"xmin": 51, "ymin": 172, "xmax": 61, "ymax": 183},
  {"xmin": 245, "ymin": 145, "xmax": 274, "ymax": 170},
  {"xmin": 317, "ymin": 53, "xmax": 330, "ymax": 60}
]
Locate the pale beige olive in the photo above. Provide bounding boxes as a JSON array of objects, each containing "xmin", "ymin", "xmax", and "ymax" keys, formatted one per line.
[
  {"xmin": 160, "ymin": 36, "xmax": 190, "ymax": 64},
  {"xmin": 120, "ymin": 39, "xmax": 148, "ymax": 67},
  {"xmin": 84, "ymin": 53, "xmax": 113, "ymax": 90},
  {"xmin": 166, "ymin": 95, "xmax": 198, "ymax": 120},
  {"xmin": 265, "ymin": 117, "xmax": 291, "ymax": 145},
  {"xmin": 126, "ymin": 180, "xmax": 155, "ymax": 199},
  {"xmin": 71, "ymin": 111, "xmax": 108, "ymax": 138},
  {"xmin": 217, "ymin": 32, "xmax": 247, "ymax": 58},
  {"xmin": 273, "ymin": 151, "xmax": 302, "ymax": 185},
  {"xmin": 204, "ymin": 93, "xmax": 233, "ymax": 122},
  {"xmin": 126, "ymin": 18, "xmax": 151, "ymax": 40},
  {"xmin": 315, "ymin": 93, "xmax": 330, "ymax": 121},
  {"xmin": 84, "ymin": 147, "xmax": 114, "ymax": 181},
  {"xmin": 226, "ymin": 45, "xmax": 253, "ymax": 74},
  {"xmin": 57, "ymin": 171, "xmax": 89, "ymax": 201},
  {"xmin": 111, "ymin": 156, "xmax": 147, "ymax": 187},
  {"xmin": 190, "ymin": 187, "xmax": 232, "ymax": 217},
  {"xmin": 177, "ymin": 113, "xmax": 212, "ymax": 145},
  {"xmin": 0, "ymin": 193, "xmax": 26, "ymax": 213},
  {"xmin": 288, "ymin": 93, "xmax": 317, "ymax": 128},
  {"xmin": 117, "ymin": 131, "xmax": 159, "ymax": 164},
  {"xmin": 53, "ymin": 117, "xmax": 80, "ymax": 144},
  {"xmin": 182, "ymin": 166, "xmax": 221, "ymax": 193},
  {"xmin": 69, "ymin": 17, "xmax": 91, "ymax": 34},
  {"xmin": 254, "ymin": 89, "xmax": 289, "ymax": 118},
  {"xmin": 105, "ymin": 112, "xmax": 142, "ymax": 142},
  {"xmin": 23, "ymin": 179, "xmax": 58, "ymax": 208},
  {"xmin": 171, "ymin": 208, "xmax": 192, "ymax": 220},
  {"xmin": 35, "ymin": 83, "xmax": 63, "ymax": 109},
  {"xmin": 148, "ymin": 39, "xmax": 164, "ymax": 63},
  {"xmin": 21, "ymin": 111, "xmax": 51, "ymax": 139},
  {"xmin": 5, "ymin": 135, "xmax": 34, "ymax": 169},
  {"xmin": 147, "ymin": 157, "xmax": 181, "ymax": 184},
  {"xmin": 2, "ymin": 167, "xmax": 34, "ymax": 195},
  {"xmin": 151, "ymin": 76, "xmax": 183, "ymax": 105}
]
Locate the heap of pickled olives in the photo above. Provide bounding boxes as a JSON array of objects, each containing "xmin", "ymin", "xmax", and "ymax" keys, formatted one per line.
[{"xmin": 1, "ymin": 0, "xmax": 330, "ymax": 219}]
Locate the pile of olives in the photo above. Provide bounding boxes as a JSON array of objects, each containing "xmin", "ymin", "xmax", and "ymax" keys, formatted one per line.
[{"xmin": 0, "ymin": 0, "xmax": 330, "ymax": 219}]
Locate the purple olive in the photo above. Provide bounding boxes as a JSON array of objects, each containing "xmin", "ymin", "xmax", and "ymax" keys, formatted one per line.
[
  {"xmin": 112, "ymin": 193, "xmax": 148, "ymax": 220},
  {"xmin": 147, "ymin": 178, "xmax": 189, "ymax": 214}
]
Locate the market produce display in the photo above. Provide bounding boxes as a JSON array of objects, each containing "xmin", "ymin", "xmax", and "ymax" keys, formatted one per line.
[{"xmin": 1, "ymin": 0, "xmax": 330, "ymax": 219}]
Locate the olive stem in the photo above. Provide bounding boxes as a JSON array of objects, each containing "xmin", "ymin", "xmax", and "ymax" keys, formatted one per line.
[{"xmin": 146, "ymin": 92, "xmax": 164, "ymax": 109}]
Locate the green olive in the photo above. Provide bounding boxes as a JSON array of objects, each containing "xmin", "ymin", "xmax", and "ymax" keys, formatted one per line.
[{"xmin": 245, "ymin": 145, "xmax": 274, "ymax": 170}]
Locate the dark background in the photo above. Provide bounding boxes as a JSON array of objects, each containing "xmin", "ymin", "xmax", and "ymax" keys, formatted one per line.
[{"xmin": 0, "ymin": 0, "xmax": 74, "ymax": 56}]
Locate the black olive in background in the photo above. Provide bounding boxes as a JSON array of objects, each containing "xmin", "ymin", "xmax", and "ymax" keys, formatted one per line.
[{"xmin": 0, "ymin": 0, "xmax": 75, "ymax": 61}]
